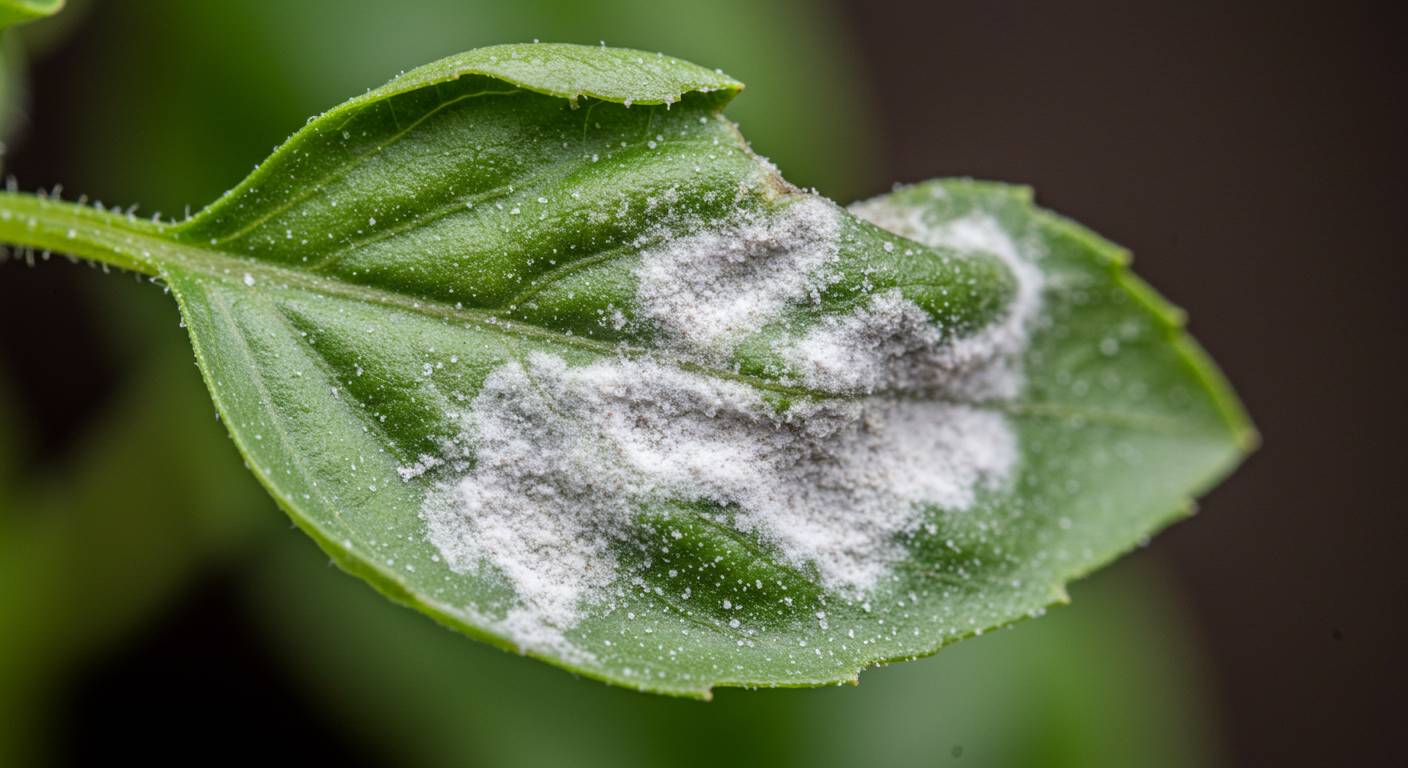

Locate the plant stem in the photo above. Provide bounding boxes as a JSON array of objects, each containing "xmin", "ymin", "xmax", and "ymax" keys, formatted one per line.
[{"xmin": 0, "ymin": 192, "xmax": 163, "ymax": 276}]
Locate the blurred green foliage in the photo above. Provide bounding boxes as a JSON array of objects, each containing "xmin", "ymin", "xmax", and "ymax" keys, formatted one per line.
[
  {"xmin": 249, "ymin": 537, "xmax": 1221, "ymax": 767},
  {"xmin": 0, "ymin": 2, "xmax": 1223, "ymax": 765},
  {"xmin": 0, "ymin": 276, "xmax": 276, "ymax": 765},
  {"xmin": 0, "ymin": 0, "xmax": 71, "ymax": 159},
  {"xmin": 0, "ymin": 1, "xmax": 63, "ymax": 33},
  {"xmin": 54, "ymin": 0, "xmax": 878, "ymax": 210}
]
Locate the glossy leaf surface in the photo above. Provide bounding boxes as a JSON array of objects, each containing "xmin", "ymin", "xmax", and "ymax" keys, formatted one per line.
[{"xmin": 0, "ymin": 43, "xmax": 1252, "ymax": 696}]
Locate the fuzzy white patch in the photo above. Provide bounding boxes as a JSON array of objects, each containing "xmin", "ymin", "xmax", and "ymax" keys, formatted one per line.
[{"xmin": 420, "ymin": 189, "xmax": 1043, "ymax": 657}]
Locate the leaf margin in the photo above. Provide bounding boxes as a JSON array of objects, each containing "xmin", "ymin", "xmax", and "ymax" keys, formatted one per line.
[{"xmin": 0, "ymin": 44, "xmax": 1257, "ymax": 698}]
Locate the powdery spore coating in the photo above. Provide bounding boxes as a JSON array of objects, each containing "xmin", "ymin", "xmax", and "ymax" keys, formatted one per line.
[
  {"xmin": 831, "ymin": 195, "xmax": 1046, "ymax": 399},
  {"xmin": 420, "ymin": 353, "xmax": 1016, "ymax": 654},
  {"xmin": 419, "ymin": 190, "xmax": 1041, "ymax": 657},
  {"xmin": 634, "ymin": 196, "xmax": 841, "ymax": 358}
]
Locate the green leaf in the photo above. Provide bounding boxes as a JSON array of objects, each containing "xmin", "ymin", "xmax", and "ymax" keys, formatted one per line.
[
  {"xmin": 0, "ymin": 0, "xmax": 61, "ymax": 31},
  {"xmin": 0, "ymin": 42, "xmax": 1253, "ymax": 696},
  {"xmin": 1, "ymin": 0, "xmax": 62, "ymax": 146}
]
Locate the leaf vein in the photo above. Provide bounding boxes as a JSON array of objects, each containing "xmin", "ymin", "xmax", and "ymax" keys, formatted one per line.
[{"xmin": 196, "ymin": 87, "xmax": 524, "ymax": 248}]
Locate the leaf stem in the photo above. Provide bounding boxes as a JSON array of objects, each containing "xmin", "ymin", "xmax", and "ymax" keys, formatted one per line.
[{"xmin": 0, "ymin": 192, "xmax": 163, "ymax": 276}]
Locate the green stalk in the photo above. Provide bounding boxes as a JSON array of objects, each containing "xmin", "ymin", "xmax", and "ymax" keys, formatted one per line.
[{"xmin": 0, "ymin": 191, "xmax": 163, "ymax": 276}]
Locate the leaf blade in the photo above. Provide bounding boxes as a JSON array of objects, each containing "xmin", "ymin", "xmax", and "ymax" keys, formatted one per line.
[
  {"xmin": 0, "ymin": 0, "xmax": 62, "ymax": 32},
  {"xmin": 0, "ymin": 43, "xmax": 1252, "ymax": 696}
]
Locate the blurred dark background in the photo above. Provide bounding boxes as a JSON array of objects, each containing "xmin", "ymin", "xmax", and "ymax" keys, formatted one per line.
[{"xmin": 0, "ymin": 1, "xmax": 1401, "ymax": 766}]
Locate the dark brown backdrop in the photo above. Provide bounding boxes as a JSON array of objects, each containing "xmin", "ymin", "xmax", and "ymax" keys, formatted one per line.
[{"xmin": 837, "ymin": 2, "xmax": 1404, "ymax": 764}]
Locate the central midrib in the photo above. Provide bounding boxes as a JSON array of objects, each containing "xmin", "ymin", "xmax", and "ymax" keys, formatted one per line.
[
  {"xmin": 1, "ymin": 194, "xmax": 1207, "ymax": 437},
  {"xmin": 129, "ymin": 222, "xmax": 863, "ymax": 400}
]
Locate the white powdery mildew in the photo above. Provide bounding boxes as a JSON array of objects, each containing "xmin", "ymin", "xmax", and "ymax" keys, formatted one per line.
[
  {"xmin": 634, "ymin": 196, "xmax": 841, "ymax": 358},
  {"xmin": 824, "ymin": 194, "xmax": 1046, "ymax": 399},
  {"xmin": 396, "ymin": 453, "xmax": 442, "ymax": 481},
  {"xmin": 781, "ymin": 289, "xmax": 948, "ymax": 395},
  {"xmin": 420, "ymin": 353, "xmax": 1016, "ymax": 654},
  {"xmin": 419, "ymin": 189, "xmax": 1041, "ymax": 657}
]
